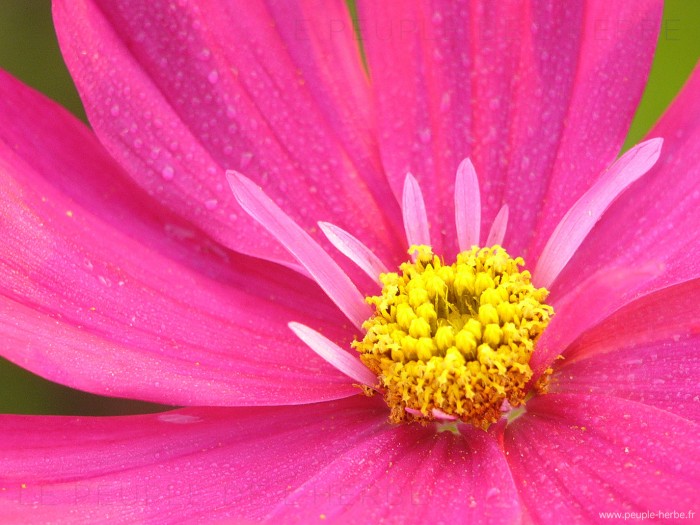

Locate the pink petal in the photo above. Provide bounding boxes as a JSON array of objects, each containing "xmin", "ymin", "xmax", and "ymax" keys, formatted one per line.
[
  {"xmin": 525, "ymin": 1, "xmax": 665, "ymax": 260},
  {"xmin": 357, "ymin": 0, "xmax": 662, "ymax": 259},
  {"xmin": 289, "ymin": 322, "xmax": 378, "ymax": 387},
  {"xmin": 0, "ymin": 400, "xmax": 384, "ymax": 522},
  {"xmin": 227, "ymin": 171, "xmax": 370, "ymax": 330},
  {"xmin": 265, "ymin": 418, "xmax": 523, "ymax": 523},
  {"xmin": 0, "ymin": 398, "xmax": 522, "ymax": 523},
  {"xmin": 485, "ymin": 205, "xmax": 509, "ymax": 247},
  {"xmin": 533, "ymin": 138, "xmax": 662, "ymax": 289},
  {"xmin": 454, "ymin": 158, "xmax": 481, "ymax": 251},
  {"xmin": 0, "ymin": 72, "xmax": 357, "ymax": 406},
  {"xmin": 318, "ymin": 222, "xmax": 390, "ymax": 281},
  {"xmin": 402, "ymin": 173, "xmax": 431, "ymax": 248},
  {"xmin": 530, "ymin": 263, "xmax": 661, "ymax": 379},
  {"xmin": 506, "ymin": 394, "xmax": 699, "ymax": 522},
  {"xmin": 553, "ymin": 65, "xmax": 700, "ymax": 300},
  {"xmin": 551, "ymin": 279, "xmax": 700, "ymax": 422},
  {"xmin": 53, "ymin": 0, "xmax": 405, "ymax": 269}
]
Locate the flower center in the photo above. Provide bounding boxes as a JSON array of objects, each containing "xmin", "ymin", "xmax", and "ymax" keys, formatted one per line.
[{"xmin": 354, "ymin": 245, "xmax": 553, "ymax": 430}]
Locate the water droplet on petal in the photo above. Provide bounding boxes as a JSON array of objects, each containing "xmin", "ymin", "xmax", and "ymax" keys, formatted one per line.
[
  {"xmin": 207, "ymin": 70, "xmax": 219, "ymax": 84},
  {"xmin": 204, "ymin": 199, "xmax": 218, "ymax": 210},
  {"xmin": 418, "ymin": 128, "xmax": 432, "ymax": 144},
  {"xmin": 161, "ymin": 165, "xmax": 175, "ymax": 180},
  {"xmin": 440, "ymin": 92, "xmax": 451, "ymax": 112},
  {"xmin": 110, "ymin": 105, "xmax": 120, "ymax": 116},
  {"xmin": 158, "ymin": 413, "xmax": 201, "ymax": 424},
  {"xmin": 240, "ymin": 152, "xmax": 253, "ymax": 169},
  {"xmin": 486, "ymin": 487, "xmax": 501, "ymax": 499}
]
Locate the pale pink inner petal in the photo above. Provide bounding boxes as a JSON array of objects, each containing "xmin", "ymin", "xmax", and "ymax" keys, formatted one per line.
[
  {"xmin": 288, "ymin": 322, "xmax": 377, "ymax": 388},
  {"xmin": 552, "ymin": 66, "xmax": 700, "ymax": 301},
  {"xmin": 402, "ymin": 173, "xmax": 431, "ymax": 248},
  {"xmin": 318, "ymin": 221, "xmax": 389, "ymax": 281},
  {"xmin": 431, "ymin": 408, "xmax": 458, "ymax": 421},
  {"xmin": 454, "ymin": 158, "xmax": 481, "ymax": 251},
  {"xmin": 486, "ymin": 205, "xmax": 509, "ymax": 247},
  {"xmin": 533, "ymin": 138, "xmax": 662, "ymax": 289},
  {"xmin": 227, "ymin": 171, "xmax": 370, "ymax": 330}
]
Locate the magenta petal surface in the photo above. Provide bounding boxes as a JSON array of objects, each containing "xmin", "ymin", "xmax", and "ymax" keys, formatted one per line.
[
  {"xmin": 552, "ymin": 279, "xmax": 700, "ymax": 422},
  {"xmin": 0, "ymin": 71, "xmax": 356, "ymax": 406},
  {"xmin": 530, "ymin": 264, "xmax": 660, "ymax": 379},
  {"xmin": 555, "ymin": 65, "xmax": 700, "ymax": 298},
  {"xmin": 0, "ymin": 398, "xmax": 522, "ymax": 524},
  {"xmin": 358, "ymin": 0, "xmax": 661, "ymax": 259},
  {"xmin": 53, "ymin": 0, "xmax": 405, "ymax": 268},
  {"xmin": 402, "ymin": 173, "xmax": 431, "ymax": 248},
  {"xmin": 506, "ymin": 394, "xmax": 700, "ymax": 523}
]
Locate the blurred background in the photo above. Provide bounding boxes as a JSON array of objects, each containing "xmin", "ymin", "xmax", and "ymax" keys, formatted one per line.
[{"xmin": 0, "ymin": 1, "xmax": 698, "ymax": 415}]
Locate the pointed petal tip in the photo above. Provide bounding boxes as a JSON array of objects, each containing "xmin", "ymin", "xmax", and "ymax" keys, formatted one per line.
[
  {"xmin": 224, "ymin": 169, "xmax": 251, "ymax": 200},
  {"xmin": 455, "ymin": 157, "xmax": 481, "ymax": 251},
  {"xmin": 486, "ymin": 204, "xmax": 509, "ymax": 247},
  {"xmin": 318, "ymin": 221, "xmax": 389, "ymax": 280},
  {"xmin": 642, "ymin": 136, "xmax": 663, "ymax": 149},
  {"xmin": 457, "ymin": 157, "xmax": 476, "ymax": 173},
  {"xmin": 224, "ymin": 168, "xmax": 243, "ymax": 183},
  {"xmin": 639, "ymin": 136, "xmax": 663, "ymax": 161},
  {"xmin": 402, "ymin": 172, "xmax": 431, "ymax": 247}
]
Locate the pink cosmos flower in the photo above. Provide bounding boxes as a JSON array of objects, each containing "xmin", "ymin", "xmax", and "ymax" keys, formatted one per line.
[{"xmin": 1, "ymin": 0, "xmax": 698, "ymax": 523}]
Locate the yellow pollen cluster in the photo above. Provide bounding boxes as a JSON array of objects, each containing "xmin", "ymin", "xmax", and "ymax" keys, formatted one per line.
[{"xmin": 354, "ymin": 245, "xmax": 553, "ymax": 429}]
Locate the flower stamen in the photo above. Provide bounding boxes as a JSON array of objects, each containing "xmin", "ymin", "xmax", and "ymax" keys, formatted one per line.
[{"xmin": 354, "ymin": 244, "xmax": 553, "ymax": 430}]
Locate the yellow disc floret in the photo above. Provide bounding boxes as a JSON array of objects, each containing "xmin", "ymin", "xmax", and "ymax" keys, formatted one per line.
[{"xmin": 354, "ymin": 245, "xmax": 553, "ymax": 430}]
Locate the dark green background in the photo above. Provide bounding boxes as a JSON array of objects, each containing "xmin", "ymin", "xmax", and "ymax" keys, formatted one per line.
[{"xmin": 0, "ymin": 1, "xmax": 698, "ymax": 415}]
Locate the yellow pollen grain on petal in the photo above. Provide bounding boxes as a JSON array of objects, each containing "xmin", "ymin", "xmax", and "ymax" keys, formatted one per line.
[{"xmin": 354, "ymin": 245, "xmax": 554, "ymax": 430}]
